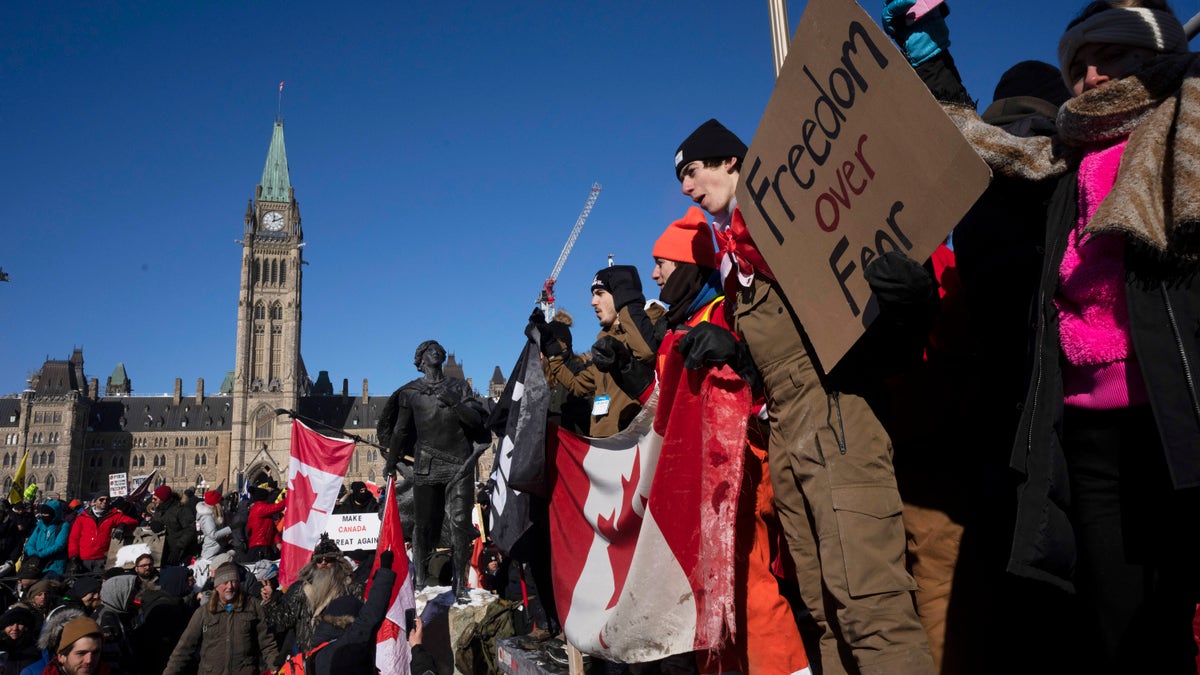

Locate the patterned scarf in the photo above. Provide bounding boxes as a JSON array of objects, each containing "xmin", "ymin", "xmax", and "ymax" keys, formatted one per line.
[{"xmin": 944, "ymin": 52, "xmax": 1200, "ymax": 262}]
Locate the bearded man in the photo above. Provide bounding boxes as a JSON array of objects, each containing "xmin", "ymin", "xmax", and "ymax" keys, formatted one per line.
[{"xmin": 262, "ymin": 534, "xmax": 364, "ymax": 657}]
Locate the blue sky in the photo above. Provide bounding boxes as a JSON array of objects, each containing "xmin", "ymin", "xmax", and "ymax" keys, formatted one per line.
[{"xmin": 3, "ymin": 1, "xmax": 1198, "ymax": 396}]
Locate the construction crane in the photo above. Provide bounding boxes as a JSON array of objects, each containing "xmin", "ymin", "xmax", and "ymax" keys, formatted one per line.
[{"xmin": 538, "ymin": 182, "xmax": 602, "ymax": 317}]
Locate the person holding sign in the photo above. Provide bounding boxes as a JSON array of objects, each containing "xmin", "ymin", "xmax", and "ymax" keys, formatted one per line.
[
  {"xmin": 672, "ymin": 119, "xmax": 935, "ymax": 674},
  {"xmin": 930, "ymin": 1, "xmax": 1200, "ymax": 670}
]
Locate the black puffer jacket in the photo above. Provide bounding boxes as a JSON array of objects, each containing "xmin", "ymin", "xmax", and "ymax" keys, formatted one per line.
[{"xmin": 149, "ymin": 497, "xmax": 197, "ymax": 566}]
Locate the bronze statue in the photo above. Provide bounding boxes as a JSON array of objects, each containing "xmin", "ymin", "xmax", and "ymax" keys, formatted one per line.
[{"xmin": 378, "ymin": 340, "xmax": 489, "ymax": 600}]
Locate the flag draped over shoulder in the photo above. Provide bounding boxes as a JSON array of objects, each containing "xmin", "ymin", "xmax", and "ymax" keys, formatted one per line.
[
  {"xmin": 550, "ymin": 336, "xmax": 749, "ymax": 663},
  {"xmin": 371, "ymin": 475, "xmax": 415, "ymax": 675},
  {"xmin": 279, "ymin": 420, "xmax": 355, "ymax": 588},
  {"xmin": 486, "ymin": 338, "xmax": 550, "ymax": 555},
  {"xmin": 8, "ymin": 451, "xmax": 27, "ymax": 504}
]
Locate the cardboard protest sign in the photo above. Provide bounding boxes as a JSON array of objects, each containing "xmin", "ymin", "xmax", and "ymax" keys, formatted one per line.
[
  {"xmin": 735, "ymin": 0, "xmax": 989, "ymax": 370},
  {"xmin": 322, "ymin": 511, "xmax": 382, "ymax": 550},
  {"xmin": 109, "ymin": 472, "xmax": 128, "ymax": 498}
]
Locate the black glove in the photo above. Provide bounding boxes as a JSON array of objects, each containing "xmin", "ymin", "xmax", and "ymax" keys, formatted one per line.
[
  {"xmin": 676, "ymin": 323, "xmax": 764, "ymax": 392},
  {"xmin": 609, "ymin": 357, "xmax": 655, "ymax": 401},
  {"xmin": 603, "ymin": 265, "xmax": 647, "ymax": 312},
  {"xmin": 111, "ymin": 526, "xmax": 127, "ymax": 541},
  {"xmin": 379, "ymin": 550, "xmax": 394, "ymax": 570},
  {"xmin": 590, "ymin": 336, "xmax": 631, "ymax": 373},
  {"xmin": 864, "ymin": 251, "xmax": 937, "ymax": 310}
]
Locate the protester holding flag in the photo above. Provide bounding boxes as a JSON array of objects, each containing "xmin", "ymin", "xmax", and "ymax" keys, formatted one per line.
[
  {"xmin": 600, "ymin": 207, "xmax": 810, "ymax": 674},
  {"xmin": 538, "ymin": 265, "xmax": 664, "ymax": 439},
  {"xmin": 672, "ymin": 119, "xmax": 936, "ymax": 674}
]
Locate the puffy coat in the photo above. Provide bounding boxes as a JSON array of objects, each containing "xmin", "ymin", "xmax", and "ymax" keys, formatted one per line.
[
  {"xmin": 149, "ymin": 497, "xmax": 197, "ymax": 566},
  {"xmin": 163, "ymin": 596, "xmax": 278, "ymax": 675},
  {"xmin": 23, "ymin": 501, "xmax": 70, "ymax": 574},
  {"xmin": 69, "ymin": 508, "xmax": 138, "ymax": 561},
  {"xmin": 195, "ymin": 503, "xmax": 232, "ymax": 560},
  {"xmin": 245, "ymin": 499, "xmax": 285, "ymax": 549}
]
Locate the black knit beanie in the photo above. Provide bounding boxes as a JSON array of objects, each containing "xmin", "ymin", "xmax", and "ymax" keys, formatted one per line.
[
  {"xmin": 674, "ymin": 119, "xmax": 748, "ymax": 180},
  {"xmin": 992, "ymin": 60, "xmax": 1071, "ymax": 108},
  {"xmin": 591, "ymin": 265, "xmax": 641, "ymax": 296}
]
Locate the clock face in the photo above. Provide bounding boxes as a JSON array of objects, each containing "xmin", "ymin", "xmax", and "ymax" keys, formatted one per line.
[{"xmin": 262, "ymin": 211, "xmax": 285, "ymax": 232}]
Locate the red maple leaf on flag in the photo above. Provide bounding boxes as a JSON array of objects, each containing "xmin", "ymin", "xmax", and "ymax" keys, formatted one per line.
[
  {"xmin": 287, "ymin": 471, "xmax": 325, "ymax": 525},
  {"xmin": 596, "ymin": 450, "xmax": 643, "ymax": 610}
]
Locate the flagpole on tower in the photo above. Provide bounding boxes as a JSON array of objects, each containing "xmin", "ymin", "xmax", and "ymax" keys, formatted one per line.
[{"xmin": 277, "ymin": 80, "xmax": 285, "ymax": 120}]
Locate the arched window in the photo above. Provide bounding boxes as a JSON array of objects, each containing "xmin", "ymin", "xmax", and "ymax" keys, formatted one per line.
[
  {"xmin": 2, "ymin": 478, "xmax": 9, "ymax": 494},
  {"xmin": 40, "ymin": 452, "xmax": 47, "ymax": 465},
  {"xmin": 271, "ymin": 259, "xmax": 278, "ymax": 284},
  {"xmin": 254, "ymin": 302, "xmax": 265, "ymax": 320},
  {"xmin": 194, "ymin": 454, "xmax": 200, "ymax": 466},
  {"xmin": 251, "ymin": 258, "xmax": 259, "ymax": 285},
  {"xmin": 270, "ymin": 303, "xmax": 283, "ymax": 321},
  {"xmin": 279, "ymin": 260, "xmax": 286, "ymax": 285},
  {"xmin": 201, "ymin": 455, "xmax": 207, "ymax": 466},
  {"xmin": 45, "ymin": 474, "xmax": 55, "ymax": 491},
  {"xmin": 47, "ymin": 451, "xmax": 54, "ymax": 465}
]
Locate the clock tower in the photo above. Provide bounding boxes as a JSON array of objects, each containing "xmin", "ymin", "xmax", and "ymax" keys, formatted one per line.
[{"xmin": 230, "ymin": 119, "xmax": 307, "ymax": 487}]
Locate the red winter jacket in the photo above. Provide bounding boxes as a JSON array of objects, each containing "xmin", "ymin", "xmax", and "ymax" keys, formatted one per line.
[
  {"xmin": 246, "ymin": 499, "xmax": 286, "ymax": 548},
  {"xmin": 69, "ymin": 507, "xmax": 139, "ymax": 561}
]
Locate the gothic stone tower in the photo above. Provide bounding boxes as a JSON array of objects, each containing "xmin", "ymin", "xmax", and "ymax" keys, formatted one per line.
[{"xmin": 230, "ymin": 120, "xmax": 305, "ymax": 488}]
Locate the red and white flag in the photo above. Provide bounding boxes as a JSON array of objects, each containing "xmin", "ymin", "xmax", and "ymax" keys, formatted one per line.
[
  {"xmin": 371, "ymin": 475, "xmax": 416, "ymax": 675},
  {"xmin": 279, "ymin": 80, "xmax": 285, "ymax": 93},
  {"xmin": 279, "ymin": 420, "xmax": 356, "ymax": 588},
  {"xmin": 550, "ymin": 339, "xmax": 749, "ymax": 663}
]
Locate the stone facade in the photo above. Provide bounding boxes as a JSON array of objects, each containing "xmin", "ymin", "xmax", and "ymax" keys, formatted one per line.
[{"xmin": 0, "ymin": 120, "xmax": 501, "ymax": 501}]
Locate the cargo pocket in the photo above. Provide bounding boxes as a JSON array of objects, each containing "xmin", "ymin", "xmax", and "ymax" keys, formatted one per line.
[
  {"xmin": 414, "ymin": 453, "xmax": 433, "ymax": 477},
  {"xmin": 831, "ymin": 485, "xmax": 915, "ymax": 597}
]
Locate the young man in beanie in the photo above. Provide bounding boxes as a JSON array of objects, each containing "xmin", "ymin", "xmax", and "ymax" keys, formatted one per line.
[
  {"xmin": 148, "ymin": 486, "xmax": 197, "ymax": 567},
  {"xmin": 68, "ymin": 493, "xmax": 139, "ymax": 575},
  {"xmin": 45, "ymin": 616, "xmax": 105, "ymax": 675},
  {"xmin": 672, "ymin": 119, "xmax": 936, "ymax": 674},
  {"xmin": 164, "ymin": 561, "xmax": 278, "ymax": 675},
  {"xmin": 537, "ymin": 264, "xmax": 664, "ymax": 438}
]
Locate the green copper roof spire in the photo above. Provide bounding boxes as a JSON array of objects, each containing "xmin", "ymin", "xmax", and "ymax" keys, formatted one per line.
[{"xmin": 258, "ymin": 120, "xmax": 291, "ymax": 203}]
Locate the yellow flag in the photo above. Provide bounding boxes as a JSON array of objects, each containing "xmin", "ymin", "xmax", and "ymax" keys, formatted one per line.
[{"xmin": 9, "ymin": 451, "xmax": 27, "ymax": 504}]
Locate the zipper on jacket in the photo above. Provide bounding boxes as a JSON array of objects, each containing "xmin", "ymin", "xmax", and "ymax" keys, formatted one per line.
[
  {"xmin": 1161, "ymin": 283, "xmax": 1200, "ymax": 424},
  {"xmin": 826, "ymin": 391, "xmax": 847, "ymax": 455}
]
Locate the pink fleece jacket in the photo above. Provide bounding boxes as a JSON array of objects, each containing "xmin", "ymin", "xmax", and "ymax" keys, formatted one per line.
[{"xmin": 1055, "ymin": 139, "xmax": 1148, "ymax": 409}]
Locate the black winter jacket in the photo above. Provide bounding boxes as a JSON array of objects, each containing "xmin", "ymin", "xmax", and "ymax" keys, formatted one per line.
[{"xmin": 1009, "ymin": 168, "xmax": 1200, "ymax": 592}]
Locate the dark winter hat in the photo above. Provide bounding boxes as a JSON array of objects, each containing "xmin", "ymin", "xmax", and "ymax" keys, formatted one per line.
[
  {"xmin": 412, "ymin": 340, "xmax": 445, "ymax": 368},
  {"xmin": 992, "ymin": 60, "xmax": 1072, "ymax": 108},
  {"xmin": 67, "ymin": 576, "xmax": 102, "ymax": 601},
  {"xmin": 213, "ymin": 562, "xmax": 240, "ymax": 586},
  {"xmin": 36, "ymin": 504, "xmax": 55, "ymax": 519},
  {"xmin": 324, "ymin": 594, "xmax": 363, "ymax": 618},
  {"xmin": 57, "ymin": 616, "xmax": 102, "ymax": 654},
  {"xmin": 153, "ymin": 485, "xmax": 173, "ymax": 502},
  {"xmin": 91, "ymin": 491, "xmax": 109, "ymax": 501},
  {"xmin": 312, "ymin": 533, "xmax": 342, "ymax": 560},
  {"xmin": 591, "ymin": 265, "xmax": 642, "ymax": 296},
  {"xmin": 350, "ymin": 481, "xmax": 366, "ymax": 492},
  {"xmin": 17, "ymin": 557, "xmax": 42, "ymax": 580},
  {"xmin": 674, "ymin": 118, "xmax": 748, "ymax": 180},
  {"xmin": 0, "ymin": 606, "xmax": 36, "ymax": 631}
]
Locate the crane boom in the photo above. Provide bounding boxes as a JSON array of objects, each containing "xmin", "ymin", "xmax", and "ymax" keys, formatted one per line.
[{"xmin": 538, "ymin": 182, "xmax": 602, "ymax": 314}]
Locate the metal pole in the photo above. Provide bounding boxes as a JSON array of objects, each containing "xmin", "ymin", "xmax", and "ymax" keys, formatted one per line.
[
  {"xmin": 768, "ymin": 0, "xmax": 790, "ymax": 78},
  {"xmin": 1185, "ymin": 10, "xmax": 1200, "ymax": 41}
]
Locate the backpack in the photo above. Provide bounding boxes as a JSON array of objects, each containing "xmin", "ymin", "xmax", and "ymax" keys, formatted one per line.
[{"xmin": 453, "ymin": 599, "xmax": 519, "ymax": 675}]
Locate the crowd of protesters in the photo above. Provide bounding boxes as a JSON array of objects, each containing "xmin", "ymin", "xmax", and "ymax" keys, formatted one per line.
[{"xmin": 4, "ymin": 1, "xmax": 1199, "ymax": 674}]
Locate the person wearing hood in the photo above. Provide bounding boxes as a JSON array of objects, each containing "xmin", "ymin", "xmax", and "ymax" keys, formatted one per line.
[
  {"xmin": 130, "ymin": 566, "xmax": 192, "ymax": 675},
  {"xmin": 68, "ymin": 494, "xmax": 139, "ymax": 575},
  {"xmin": 23, "ymin": 501, "xmax": 70, "ymax": 575},
  {"xmin": 195, "ymin": 491, "xmax": 233, "ymax": 563},
  {"xmin": 56, "ymin": 577, "xmax": 103, "ymax": 618},
  {"xmin": 147, "ymin": 486, "xmax": 197, "ymax": 567},
  {"xmin": 277, "ymin": 550, "xmax": 397, "ymax": 675},
  {"xmin": 0, "ymin": 605, "xmax": 42, "ymax": 673},
  {"xmin": 19, "ymin": 606, "xmax": 84, "ymax": 675},
  {"xmin": 94, "ymin": 575, "xmax": 137, "ymax": 674}
]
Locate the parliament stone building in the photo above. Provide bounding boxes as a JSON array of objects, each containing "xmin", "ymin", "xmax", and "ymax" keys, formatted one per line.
[{"xmin": 0, "ymin": 120, "xmax": 504, "ymax": 501}]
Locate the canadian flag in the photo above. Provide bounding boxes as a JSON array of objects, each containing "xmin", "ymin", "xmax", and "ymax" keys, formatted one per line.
[
  {"xmin": 279, "ymin": 420, "xmax": 356, "ymax": 589},
  {"xmin": 549, "ymin": 337, "xmax": 750, "ymax": 663},
  {"xmin": 372, "ymin": 475, "xmax": 416, "ymax": 675}
]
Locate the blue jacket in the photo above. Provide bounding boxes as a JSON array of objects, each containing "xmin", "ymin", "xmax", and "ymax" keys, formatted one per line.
[{"xmin": 23, "ymin": 500, "xmax": 70, "ymax": 573}]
